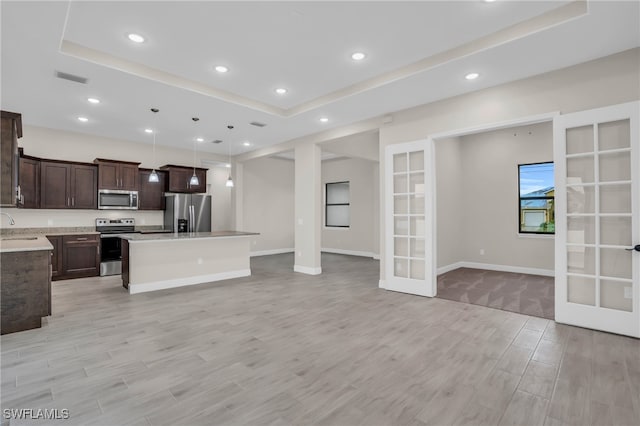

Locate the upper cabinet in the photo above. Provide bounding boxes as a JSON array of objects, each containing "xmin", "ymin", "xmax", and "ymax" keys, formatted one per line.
[
  {"xmin": 40, "ymin": 160, "xmax": 97, "ymax": 209},
  {"xmin": 161, "ymin": 165, "xmax": 207, "ymax": 193},
  {"xmin": 18, "ymin": 155, "xmax": 40, "ymax": 208},
  {"xmin": 94, "ymin": 159, "xmax": 140, "ymax": 191},
  {"xmin": 138, "ymin": 168, "xmax": 167, "ymax": 210},
  {"xmin": 0, "ymin": 111, "xmax": 22, "ymax": 207}
]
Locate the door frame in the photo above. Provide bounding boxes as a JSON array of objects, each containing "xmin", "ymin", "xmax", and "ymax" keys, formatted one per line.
[{"xmin": 426, "ymin": 111, "xmax": 560, "ymax": 297}]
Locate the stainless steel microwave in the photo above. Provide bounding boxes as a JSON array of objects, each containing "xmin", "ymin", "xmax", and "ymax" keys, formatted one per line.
[{"xmin": 98, "ymin": 189, "xmax": 138, "ymax": 210}]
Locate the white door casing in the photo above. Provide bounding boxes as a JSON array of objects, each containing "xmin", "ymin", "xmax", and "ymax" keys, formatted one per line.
[
  {"xmin": 554, "ymin": 101, "xmax": 640, "ymax": 337},
  {"xmin": 383, "ymin": 139, "xmax": 436, "ymax": 297}
]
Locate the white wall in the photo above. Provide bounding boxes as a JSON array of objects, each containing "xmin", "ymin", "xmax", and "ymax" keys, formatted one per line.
[
  {"xmin": 207, "ymin": 166, "xmax": 232, "ymax": 231},
  {"xmin": 242, "ymin": 156, "xmax": 295, "ymax": 254},
  {"xmin": 379, "ymin": 48, "xmax": 640, "ymax": 280},
  {"xmin": 0, "ymin": 125, "xmax": 229, "ymax": 229},
  {"xmin": 436, "ymin": 123, "xmax": 554, "ymax": 272},
  {"xmin": 321, "ymin": 157, "xmax": 379, "ymax": 257}
]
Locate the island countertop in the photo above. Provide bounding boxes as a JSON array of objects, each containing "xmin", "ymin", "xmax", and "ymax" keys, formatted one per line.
[
  {"xmin": 0, "ymin": 236, "xmax": 54, "ymax": 253},
  {"xmin": 120, "ymin": 231, "xmax": 258, "ymax": 243}
]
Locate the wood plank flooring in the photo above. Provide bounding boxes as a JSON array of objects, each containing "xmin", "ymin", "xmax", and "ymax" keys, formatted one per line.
[{"xmin": 1, "ymin": 253, "xmax": 639, "ymax": 426}]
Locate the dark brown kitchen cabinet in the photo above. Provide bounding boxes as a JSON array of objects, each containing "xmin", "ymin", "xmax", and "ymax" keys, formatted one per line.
[
  {"xmin": 94, "ymin": 159, "xmax": 140, "ymax": 191},
  {"xmin": 18, "ymin": 156, "xmax": 40, "ymax": 208},
  {"xmin": 138, "ymin": 168, "xmax": 167, "ymax": 210},
  {"xmin": 161, "ymin": 165, "xmax": 207, "ymax": 193},
  {"xmin": 40, "ymin": 160, "xmax": 97, "ymax": 209},
  {"xmin": 0, "ymin": 111, "xmax": 22, "ymax": 207},
  {"xmin": 46, "ymin": 235, "xmax": 63, "ymax": 279},
  {"xmin": 61, "ymin": 234, "xmax": 100, "ymax": 279},
  {"xmin": 46, "ymin": 234, "xmax": 99, "ymax": 281}
]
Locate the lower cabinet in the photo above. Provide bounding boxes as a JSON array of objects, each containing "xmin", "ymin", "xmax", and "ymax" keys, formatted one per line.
[{"xmin": 47, "ymin": 234, "xmax": 100, "ymax": 281}]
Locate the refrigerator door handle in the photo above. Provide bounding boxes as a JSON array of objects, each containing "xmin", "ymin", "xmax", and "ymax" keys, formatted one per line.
[{"xmin": 190, "ymin": 205, "xmax": 194, "ymax": 232}]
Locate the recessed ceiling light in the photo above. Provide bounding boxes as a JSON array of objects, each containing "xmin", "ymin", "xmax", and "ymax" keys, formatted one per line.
[
  {"xmin": 225, "ymin": 163, "xmax": 231, "ymax": 168},
  {"xmin": 351, "ymin": 52, "xmax": 366, "ymax": 61},
  {"xmin": 243, "ymin": 141, "xmax": 251, "ymax": 146},
  {"xmin": 319, "ymin": 117, "xmax": 329, "ymax": 123},
  {"xmin": 275, "ymin": 88, "xmax": 288, "ymax": 95},
  {"xmin": 87, "ymin": 97, "xmax": 100, "ymax": 104},
  {"xmin": 127, "ymin": 33, "xmax": 145, "ymax": 43},
  {"xmin": 196, "ymin": 137, "xmax": 204, "ymax": 142},
  {"xmin": 77, "ymin": 116, "xmax": 89, "ymax": 122},
  {"xmin": 144, "ymin": 128, "xmax": 153, "ymax": 133},
  {"xmin": 484, "ymin": 0, "xmax": 497, "ymax": 3},
  {"xmin": 215, "ymin": 65, "xmax": 229, "ymax": 73},
  {"xmin": 465, "ymin": 72, "xmax": 480, "ymax": 80}
]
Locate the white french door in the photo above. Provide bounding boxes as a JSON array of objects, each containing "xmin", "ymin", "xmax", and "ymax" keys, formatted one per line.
[
  {"xmin": 384, "ymin": 139, "xmax": 435, "ymax": 297},
  {"xmin": 554, "ymin": 101, "xmax": 640, "ymax": 337}
]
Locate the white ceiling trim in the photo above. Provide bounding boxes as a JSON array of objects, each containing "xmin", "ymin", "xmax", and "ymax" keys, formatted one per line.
[{"xmin": 58, "ymin": 0, "xmax": 586, "ymax": 120}]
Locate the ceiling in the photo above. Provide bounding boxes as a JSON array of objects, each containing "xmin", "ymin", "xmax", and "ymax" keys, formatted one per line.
[{"xmin": 1, "ymin": 1, "xmax": 638, "ymax": 156}]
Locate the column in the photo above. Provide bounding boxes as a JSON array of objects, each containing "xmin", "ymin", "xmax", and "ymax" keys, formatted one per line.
[{"xmin": 294, "ymin": 143, "xmax": 322, "ymax": 274}]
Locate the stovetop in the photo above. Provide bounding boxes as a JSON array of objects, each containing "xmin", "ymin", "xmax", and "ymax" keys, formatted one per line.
[{"xmin": 96, "ymin": 218, "xmax": 136, "ymax": 234}]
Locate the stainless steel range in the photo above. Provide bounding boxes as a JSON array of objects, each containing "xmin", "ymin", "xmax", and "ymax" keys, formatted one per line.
[{"xmin": 96, "ymin": 218, "xmax": 138, "ymax": 276}]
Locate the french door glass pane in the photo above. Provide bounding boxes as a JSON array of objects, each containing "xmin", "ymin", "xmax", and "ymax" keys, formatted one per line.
[
  {"xmin": 410, "ymin": 238, "xmax": 425, "ymax": 258},
  {"xmin": 394, "ymin": 217, "xmax": 409, "ymax": 235},
  {"xmin": 601, "ymin": 280, "xmax": 633, "ymax": 312},
  {"xmin": 409, "ymin": 151, "xmax": 424, "ymax": 171},
  {"xmin": 600, "ymin": 184, "xmax": 631, "ymax": 214},
  {"xmin": 567, "ymin": 186, "xmax": 595, "ymax": 214},
  {"xmin": 409, "ymin": 195, "xmax": 425, "ymax": 214},
  {"xmin": 394, "ymin": 196, "xmax": 408, "ymax": 214},
  {"xmin": 568, "ymin": 216, "xmax": 595, "ymax": 244},
  {"xmin": 568, "ymin": 275, "xmax": 596, "ymax": 306},
  {"xmin": 598, "ymin": 119, "xmax": 630, "ymax": 150},
  {"xmin": 600, "ymin": 217, "xmax": 632, "ymax": 246},
  {"xmin": 599, "ymin": 151, "xmax": 630, "ymax": 182},
  {"xmin": 394, "ymin": 174, "xmax": 408, "ymax": 193},
  {"xmin": 394, "ymin": 238, "xmax": 408, "ymax": 257},
  {"xmin": 567, "ymin": 156, "xmax": 594, "ymax": 183},
  {"xmin": 409, "ymin": 173, "xmax": 425, "ymax": 193},
  {"xmin": 566, "ymin": 125, "xmax": 594, "ymax": 154},
  {"xmin": 601, "ymin": 248, "xmax": 632, "ymax": 279},
  {"xmin": 394, "ymin": 258, "xmax": 408, "ymax": 278},
  {"xmin": 410, "ymin": 217, "xmax": 425, "ymax": 237},
  {"xmin": 394, "ymin": 153, "xmax": 407, "ymax": 173},
  {"xmin": 410, "ymin": 260, "xmax": 425, "ymax": 279},
  {"xmin": 567, "ymin": 246, "xmax": 596, "ymax": 275}
]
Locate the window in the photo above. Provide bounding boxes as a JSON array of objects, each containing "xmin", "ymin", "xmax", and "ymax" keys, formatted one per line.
[
  {"xmin": 518, "ymin": 162, "xmax": 555, "ymax": 234},
  {"xmin": 325, "ymin": 182, "xmax": 350, "ymax": 227}
]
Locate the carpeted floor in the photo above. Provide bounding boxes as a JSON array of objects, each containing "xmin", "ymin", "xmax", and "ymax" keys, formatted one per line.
[{"xmin": 437, "ymin": 268, "xmax": 555, "ymax": 319}]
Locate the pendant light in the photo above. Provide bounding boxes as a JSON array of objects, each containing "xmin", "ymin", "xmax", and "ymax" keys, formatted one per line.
[
  {"xmin": 190, "ymin": 117, "xmax": 200, "ymax": 186},
  {"xmin": 148, "ymin": 108, "xmax": 160, "ymax": 183},
  {"xmin": 225, "ymin": 125, "xmax": 234, "ymax": 187}
]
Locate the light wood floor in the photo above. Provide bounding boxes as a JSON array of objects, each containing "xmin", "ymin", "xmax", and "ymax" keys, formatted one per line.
[{"xmin": 1, "ymin": 253, "xmax": 639, "ymax": 426}]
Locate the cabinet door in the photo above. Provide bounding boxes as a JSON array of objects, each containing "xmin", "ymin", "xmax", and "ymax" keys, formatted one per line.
[
  {"xmin": 120, "ymin": 164, "xmax": 139, "ymax": 190},
  {"xmin": 139, "ymin": 170, "xmax": 166, "ymax": 210},
  {"xmin": 40, "ymin": 161, "xmax": 70, "ymax": 208},
  {"xmin": 97, "ymin": 162, "xmax": 119, "ymax": 189},
  {"xmin": 188, "ymin": 169, "xmax": 207, "ymax": 193},
  {"xmin": 46, "ymin": 236, "xmax": 63, "ymax": 280},
  {"xmin": 0, "ymin": 116, "xmax": 19, "ymax": 206},
  {"xmin": 70, "ymin": 165, "xmax": 97, "ymax": 209},
  {"xmin": 168, "ymin": 168, "xmax": 191, "ymax": 192},
  {"xmin": 62, "ymin": 235, "xmax": 100, "ymax": 278},
  {"xmin": 19, "ymin": 157, "xmax": 39, "ymax": 208}
]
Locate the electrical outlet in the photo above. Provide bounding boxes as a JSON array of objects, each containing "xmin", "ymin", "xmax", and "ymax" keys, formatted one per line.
[
  {"xmin": 624, "ymin": 287, "xmax": 632, "ymax": 299},
  {"xmin": 480, "ymin": 249, "xmax": 485, "ymax": 256}
]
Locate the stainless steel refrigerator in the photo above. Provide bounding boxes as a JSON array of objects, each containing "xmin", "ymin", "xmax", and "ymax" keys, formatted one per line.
[{"xmin": 164, "ymin": 194, "xmax": 211, "ymax": 233}]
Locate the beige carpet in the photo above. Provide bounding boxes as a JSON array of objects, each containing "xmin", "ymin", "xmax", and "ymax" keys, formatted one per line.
[{"xmin": 437, "ymin": 268, "xmax": 554, "ymax": 319}]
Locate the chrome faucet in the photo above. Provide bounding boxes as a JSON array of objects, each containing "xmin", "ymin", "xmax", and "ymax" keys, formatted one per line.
[{"xmin": 1, "ymin": 212, "xmax": 15, "ymax": 225}]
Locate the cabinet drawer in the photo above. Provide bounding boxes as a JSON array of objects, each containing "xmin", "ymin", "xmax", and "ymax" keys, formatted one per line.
[{"xmin": 62, "ymin": 234, "xmax": 98, "ymax": 244}]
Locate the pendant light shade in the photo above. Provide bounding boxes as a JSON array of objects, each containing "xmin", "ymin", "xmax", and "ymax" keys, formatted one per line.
[
  {"xmin": 149, "ymin": 108, "xmax": 160, "ymax": 183},
  {"xmin": 191, "ymin": 117, "xmax": 200, "ymax": 187},
  {"xmin": 225, "ymin": 175, "xmax": 234, "ymax": 187},
  {"xmin": 190, "ymin": 173, "xmax": 200, "ymax": 186}
]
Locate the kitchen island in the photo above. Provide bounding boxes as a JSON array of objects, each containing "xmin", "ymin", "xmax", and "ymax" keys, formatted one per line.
[{"xmin": 120, "ymin": 231, "xmax": 258, "ymax": 294}]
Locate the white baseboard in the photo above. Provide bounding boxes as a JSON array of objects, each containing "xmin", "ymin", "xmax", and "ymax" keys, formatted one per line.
[
  {"xmin": 321, "ymin": 247, "xmax": 378, "ymax": 259},
  {"xmin": 378, "ymin": 279, "xmax": 386, "ymax": 289},
  {"xmin": 373, "ymin": 254, "xmax": 380, "ymax": 260},
  {"xmin": 294, "ymin": 264, "xmax": 322, "ymax": 275},
  {"xmin": 437, "ymin": 261, "xmax": 554, "ymax": 277},
  {"xmin": 250, "ymin": 248, "xmax": 294, "ymax": 257},
  {"xmin": 129, "ymin": 269, "xmax": 252, "ymax": 294}
]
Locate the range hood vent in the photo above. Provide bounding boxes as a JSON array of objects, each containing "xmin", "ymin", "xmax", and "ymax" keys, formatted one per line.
[{"xmin": 55, "ymin": 71, "xmax": 88, "ymax": 84}]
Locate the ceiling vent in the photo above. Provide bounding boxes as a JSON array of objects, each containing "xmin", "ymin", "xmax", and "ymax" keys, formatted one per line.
[
  {"xmin": 211, "ymin": 139, "xmax": 223, "ymax": 144},
  {"xmin": 55, "ymin": 71, "xmax": 88, "ymax": 84},
  {"xmin": 249, "ymin": 121, "xmax": 267, "ymax": 128}
]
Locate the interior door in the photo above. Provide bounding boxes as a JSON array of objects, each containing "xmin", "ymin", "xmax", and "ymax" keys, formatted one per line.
[
  {"xmin": 384, "ymin": 139, "xmax": 435, "ymax": 296},
  {"xmin": 554, "ymin": 101, "xmax": 639, "ymax": 337}
]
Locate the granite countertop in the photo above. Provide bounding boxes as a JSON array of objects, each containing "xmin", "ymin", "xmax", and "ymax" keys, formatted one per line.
[
  {"xmin": 121, "ymin": 231, "xmax": 258, "ymax": 242},
  {"xmin": 0, "ymin": 236, "xmax": 54, "ymax": 253}
]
